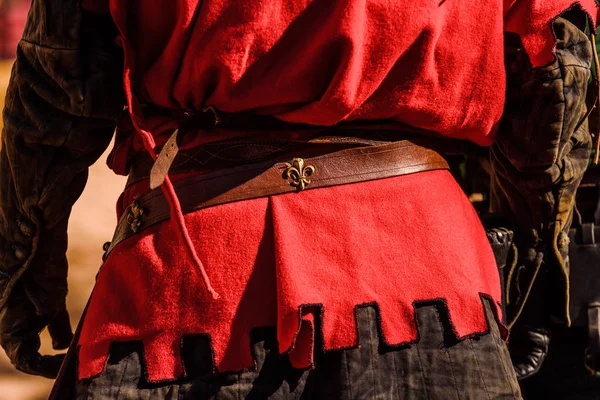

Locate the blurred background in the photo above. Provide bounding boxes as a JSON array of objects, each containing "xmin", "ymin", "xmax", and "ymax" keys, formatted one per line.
[{"xmin": 0, "ymin": 1, "xmax": 126, "ymax": 398}]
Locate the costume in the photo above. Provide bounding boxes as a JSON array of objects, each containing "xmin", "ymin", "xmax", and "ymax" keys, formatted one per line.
[{"xmin": 0, "ymin": 1, "xmax": 598, "ymax": 399}]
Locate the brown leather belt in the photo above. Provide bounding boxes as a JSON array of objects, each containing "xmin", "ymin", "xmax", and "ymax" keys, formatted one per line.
[
  {"xmin": 105, "ymin": 139, "xmax": 449, "ymax": 258},
  {"xmin": 126, "ymin": 136, "xmax": 394, "ymax": 188}
]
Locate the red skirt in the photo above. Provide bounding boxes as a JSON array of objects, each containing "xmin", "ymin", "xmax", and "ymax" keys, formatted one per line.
[{"xmin": 77, "ymin": 169, "xmax": 504, "ymax": 382}]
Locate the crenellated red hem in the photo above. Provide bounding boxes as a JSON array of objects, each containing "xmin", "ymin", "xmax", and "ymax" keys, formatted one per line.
[{"xmin": 77, "ymin": 295, "xmax": 505, "ymax": 384}]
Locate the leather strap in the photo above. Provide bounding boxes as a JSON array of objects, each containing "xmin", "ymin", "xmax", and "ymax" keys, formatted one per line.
[
  {"xmin": 105, "ymin": 140, "xmax": 449, "ymax": 257},
  {"xmin": 150, "ymin": 129, "xmax": 180, "ymax": 190},
  {"xmin": 127, "ymin": 135, "xmax": 400, "ymax": 188}
]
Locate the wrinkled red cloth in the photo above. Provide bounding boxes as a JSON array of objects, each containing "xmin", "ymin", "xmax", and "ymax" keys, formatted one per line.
[
  {"xmin": 78, "ymin": 170, "xmax": 503, "ymax": 382},
  {"xmin": 86, "ymin": 0, "xmax": 600, "ymax": 160},
  {"xmin": 77, "ymin": 0, "xmax": 600, "ymax": 382}
]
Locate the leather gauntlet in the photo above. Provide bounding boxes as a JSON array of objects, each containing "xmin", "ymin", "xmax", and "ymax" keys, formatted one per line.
[{"xmin": 0, "ymin": 1, "xmax": 123, "ymax": 377}]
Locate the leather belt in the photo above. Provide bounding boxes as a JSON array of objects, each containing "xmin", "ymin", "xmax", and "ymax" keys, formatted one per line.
[
  {"xmin": 105, "ymin": 139, "xmax": 449, "ymax": 258},
  {"xmin": 126, "ymin": 131, "xmax": 485, "ymax": 189},
  {"xmin": 126, "ymin": 136, "xmax": 394, "ymax": 188}
]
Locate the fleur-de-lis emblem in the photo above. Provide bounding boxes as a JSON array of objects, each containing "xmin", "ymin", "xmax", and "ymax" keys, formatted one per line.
[
  {"xmin": 285, "ymin": 158, "xmax": 315, "ymax": 191},
  {"xmin": 126, "ymin": 201, "xmax": 144, "ymax": 233}
]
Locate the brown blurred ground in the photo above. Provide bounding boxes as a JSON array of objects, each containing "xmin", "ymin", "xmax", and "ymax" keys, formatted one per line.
[{"xmin": 0, "ymin": 60, "xmax": 126, "ymax": 399}]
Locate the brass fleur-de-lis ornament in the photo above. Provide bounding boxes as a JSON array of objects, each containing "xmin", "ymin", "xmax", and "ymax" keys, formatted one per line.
[
  {"xmin": 126, "ymin": 201, "xmax": 144, "ymax": 233},
  {"xmin": 285, "ymin": 158, "xmax": 315, "ymax": 191}
]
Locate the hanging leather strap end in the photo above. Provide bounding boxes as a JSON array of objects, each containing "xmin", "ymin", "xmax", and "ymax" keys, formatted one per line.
[{"xmin": 149, "ymin": 129, "xmax": 180, "ymax": 190}]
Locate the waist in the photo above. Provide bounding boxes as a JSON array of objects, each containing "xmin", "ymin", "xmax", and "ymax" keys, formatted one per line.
[
  {"xmin": 112, "ymin": 109, "xmax": 487, "ymax": 178},
  {"xmin": 125, "ymin": 117, "xmax": 486, "ymax": 184},
  {"xmin": 108, "ymin": 137, "xmax": 452, "ymax": 258}
]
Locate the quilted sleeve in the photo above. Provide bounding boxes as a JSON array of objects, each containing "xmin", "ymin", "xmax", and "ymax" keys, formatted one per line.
[
  {"xmin": 0, "ymin": 0, "xmax": 124, "ymax": 315},
  {"xmin": 491, "ymin": 13, "xmax": 594, "ymax": 325}
]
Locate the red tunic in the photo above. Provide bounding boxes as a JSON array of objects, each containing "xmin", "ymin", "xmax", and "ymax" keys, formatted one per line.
[
  {"xmin": 78, "ymin": 0, "xmax": 600, "ymax": 382},
  {"xmin": 80, "ymin": 171, "xmax": 502, "ymax": 382}
]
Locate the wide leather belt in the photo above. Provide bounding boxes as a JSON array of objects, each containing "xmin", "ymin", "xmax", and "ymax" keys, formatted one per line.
[{"xmin": 105, "ymin": 139, "xmax": 449, "ymax": 258}]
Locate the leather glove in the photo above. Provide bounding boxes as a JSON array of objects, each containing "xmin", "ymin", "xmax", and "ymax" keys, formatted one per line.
[
  {"xmin": 509, "ymin": 324, "xmax": 551, "ymax": 380},
  {"xmin": 0, "ymin": 209, "xmax": 73, "ymax": 379},
  {"xmin": 0, "ymin": 283, "xmax": 72, "ymax": 379}
]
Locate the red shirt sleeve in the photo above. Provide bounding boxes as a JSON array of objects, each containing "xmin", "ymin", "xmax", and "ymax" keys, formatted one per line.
[{"xmin": 504, "ymin": 0, "xmax": 599, "ymax": 66}]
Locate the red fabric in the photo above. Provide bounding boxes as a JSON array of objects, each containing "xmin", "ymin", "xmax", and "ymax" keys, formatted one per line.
[
  {"xmin": 76, "ymin": 0, "xmax": 600, "ymax": 383},
  {"xmin": 97, "ymin": 0, "xmax": 598, "ymax": 156},
  {"xmin": 117, "ymin": 34, "xmax": 221, "ymax": 299},
  {"xmin": 78, "ymin": 170, "xmax": 503, "ymax": 381}
]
